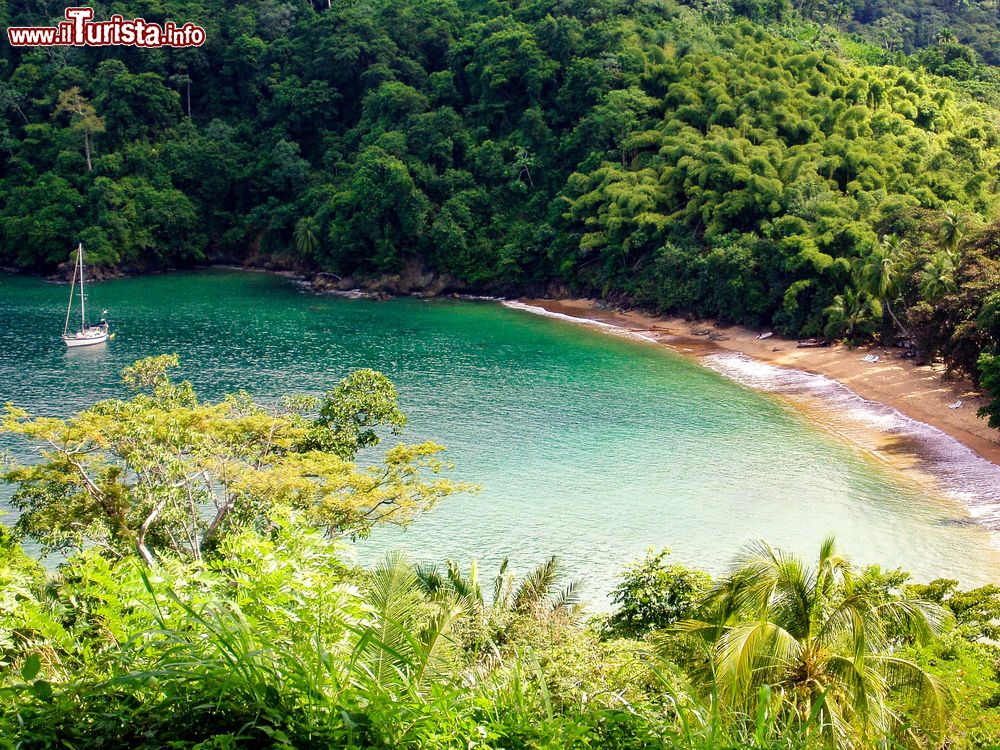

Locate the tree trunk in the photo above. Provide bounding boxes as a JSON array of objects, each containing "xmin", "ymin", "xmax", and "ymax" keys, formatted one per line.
[
  {"xmin": 186, "ymin": 81, "xmax": 191, "ymax": 118},
  {"xmin": 884, "ymin": 299, "xmax": 909, "ymax": 340},
  {"xmin": 83, "ymin": 132, "xmax": 92, "ymax": 171},
  {"xmin": 880, "ymin": 305, "xmax": 893, "ymax": 346},
  {"xmin": 136, "ymin": 498, "xmax": 168, "ymax": 566}
]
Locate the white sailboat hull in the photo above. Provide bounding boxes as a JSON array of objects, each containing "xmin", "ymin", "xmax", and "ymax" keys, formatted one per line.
[{"xmin": 63, "ymin": 329, "xmax": 108, "ymax": 347}]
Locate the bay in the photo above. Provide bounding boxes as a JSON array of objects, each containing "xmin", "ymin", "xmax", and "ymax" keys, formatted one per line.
[{"xmin": 2, "ymin": 268, "xmax": 998, "ymax": 602}]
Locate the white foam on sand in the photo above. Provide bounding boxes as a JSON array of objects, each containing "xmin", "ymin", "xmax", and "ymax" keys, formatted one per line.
[
  {"xmin": 502, "ymin": 301, "xmax": 661, "ymax": 344},
  {"xmin": 701, "ymin": 351, "xmax": 1000, "ymax": 529},
  {"xmin": 504, "ymin": 301, "xmax": 1000, "ymax": 533}
]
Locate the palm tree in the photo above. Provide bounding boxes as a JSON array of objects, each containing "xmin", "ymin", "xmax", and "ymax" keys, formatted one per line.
[
  {"xmin": 855, "ymin": 234, "xmax": 912, "ymax": 341},
  {"xmin": 823, "ymin": 288, "xmax": 881, "ymax": 344},
  {"xmin": 937, "ymin": 209, "xmax": 967, "ymax": 255},
  {"xmin": 356, "ymin": 552, "xmax": 466, "ymax": 691},
  {"xmin": 293, "ymin": 216, "xmax": 321, "ymax": 258},
  {"xmin": 919, "ymin": 252, "xmax": 959, "ymax": 303},
  {"xmin": 677, "ymin": 538, "xmax": 949, "ymax": 749},
  {"xmin": 416, "ymin": 556, "xmax": 582, "ymax": 660},
  {"xmin": 418, "ymin": 555, "xmax": 582, "ymax": 619}
]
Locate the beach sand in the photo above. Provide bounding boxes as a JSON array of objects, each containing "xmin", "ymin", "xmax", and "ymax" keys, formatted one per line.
[{"xmin": 519, "ymin": 298, "xmax": 1000, "ymax": 469}]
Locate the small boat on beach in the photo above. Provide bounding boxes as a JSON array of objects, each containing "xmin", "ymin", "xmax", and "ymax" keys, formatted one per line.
[
  {"xmin": 62, "ymin": 243, "xmax": 110, "ymax": 347},
  {"xmin": 796, "ymin": 338, "xmax": 830, "ymax": 349}
]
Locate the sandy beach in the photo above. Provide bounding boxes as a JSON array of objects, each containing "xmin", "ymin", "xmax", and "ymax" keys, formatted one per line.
[{"xmin": 518, "ymin": 298, "xmax": 1000, "ymax": 470}]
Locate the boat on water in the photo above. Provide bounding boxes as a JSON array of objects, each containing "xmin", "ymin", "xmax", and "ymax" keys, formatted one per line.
[{"xmin": 62, "ymin": 243, "xmax": 110, "ymax": 347}]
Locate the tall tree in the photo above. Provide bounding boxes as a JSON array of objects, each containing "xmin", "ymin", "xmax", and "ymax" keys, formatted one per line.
[
  {"xmin": 855, "ymin": 234, "xmax": 913, "ymax": 341},
  {"xmin": 52, "ymin": 87, "xmax": 103, "ymax": 171},
  {"xmin": 2, "ymin": 356, "xmax": 466, "ymax": 563}
]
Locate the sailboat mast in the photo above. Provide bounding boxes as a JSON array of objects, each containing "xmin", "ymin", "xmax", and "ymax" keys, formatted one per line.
[
  {"xmin": 63, "ymin": 246, "xmax": 79, "ymax": 337},
  {"xmin": 78, "ymin": 244, "xmax": 86, "ymax": 329}
]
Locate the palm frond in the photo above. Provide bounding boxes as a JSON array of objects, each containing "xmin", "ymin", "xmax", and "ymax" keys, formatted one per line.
[
  {"xmin": 876, "ymin": 654, "xmax": 950, "ymax": 735},
  {"xmin": 512, "ymin": 555, "xmax": 559, "ymax": 613},
  {"xmin": 413, "ymin": 597, "xmax": 466, "ymax": 688},
  {"xmin": 714, "ymin": 620, "xmax": 803, "ymax": 705},
  {"xmin": 492, "ymin": 557, "xmax": 511, "ymax": 609},
  {"xmin": 357, "ymin": 551, "xmax": 423, "ymax": 688},
  {"xmin": 414, "ymin": 562, "xmax": 445, "ymax": 596},
  {"xmin": 876, "ymin": 597, "xmax": 950, "ymax": 645},
  {"xmin": 548, "ymin": 579, "xmax": 583, "ymax": 615}
]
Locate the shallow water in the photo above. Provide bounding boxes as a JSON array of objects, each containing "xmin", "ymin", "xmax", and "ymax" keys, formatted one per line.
[{"xmin": 2, "ymin": 269, "xmax": 999, "ymax": 603}]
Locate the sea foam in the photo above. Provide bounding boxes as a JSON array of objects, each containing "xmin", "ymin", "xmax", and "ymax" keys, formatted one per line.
[
  {"xmin": 504, "ymin": 301, "xmax": 1000, "ymax": 530},
  {"xmin": 702, "ymin": 351, "xmax": 1000, "ymax": 528},
  {"xmin": 502, "ymin": 301, "xmax": 661, "ymax": 344}
]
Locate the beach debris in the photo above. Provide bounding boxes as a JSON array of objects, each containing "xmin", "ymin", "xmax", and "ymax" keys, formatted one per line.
[
  {"xmin": 708, "ymin": 333, "xmax": 729, "ymax": 341},
  {"xmin": 862, "ymin": 354, "xmax": 880, "ymax": 364},
  {"xmin": 948, "ymin": 400, "xmax": 963, "ymax": 409},
  {"xmin": 691, "ymin": 328, "xmax": 711, "ymax": 336},
  {"xmin": 796, "ymin": 338, "xmax": 830, "ymax": 348},
  {"xmin": 757, "ymin": 332, "xmax": 774, "ymax": 340}
]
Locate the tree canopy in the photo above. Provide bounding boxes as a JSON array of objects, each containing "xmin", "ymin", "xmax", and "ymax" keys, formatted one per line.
[
  {"xmin": 5, "ymin": 0, "xmax": 1000, "ymax": 420},
  {"xmin": 1, "ymin": 355, "xmax": 467, "ymax": 563}
]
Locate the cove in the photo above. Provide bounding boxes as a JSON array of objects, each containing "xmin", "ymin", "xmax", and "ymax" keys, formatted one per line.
[{"xmin": 2, "ymin": 268, "xmax": 999, "ymax": 601}]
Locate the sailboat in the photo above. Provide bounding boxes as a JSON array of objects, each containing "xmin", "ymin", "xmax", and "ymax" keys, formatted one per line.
[{"xmin": 62, "ymin": 243, "xmax": 110, "ymax": 347}]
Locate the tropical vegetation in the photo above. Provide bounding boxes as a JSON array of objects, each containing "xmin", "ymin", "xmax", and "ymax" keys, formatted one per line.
[
  {"xmin": 3, "ymin": 360, "xmax": 1000, "ymax": 748},
  {"xmin": 5, "ymin": 0, "xmax": 1000, "ymax": 426}
]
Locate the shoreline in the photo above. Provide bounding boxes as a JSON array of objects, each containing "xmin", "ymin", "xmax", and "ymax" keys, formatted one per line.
[
  {"xmin": 11, "ymin": 264, "xmax": 1000, "ymax": 488},
  {"xmin": 510, "ymin": 299, "xmax": 1000, "ymax": 530},
  {"xmin": 515, "ymin": 298, "xmax": 1000, "ymax": 467}
]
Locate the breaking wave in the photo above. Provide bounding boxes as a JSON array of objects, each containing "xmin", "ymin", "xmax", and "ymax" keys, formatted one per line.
[{"xmin": 502, "ymin": 300, "xmax": 661, "ymax": 343}]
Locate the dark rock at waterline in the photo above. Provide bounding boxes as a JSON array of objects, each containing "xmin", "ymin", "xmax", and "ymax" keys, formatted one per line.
[
  {"xmin": 360, "ymin": 260, "xmax": 456, "ymax": 298},
  {"xmin": 309, "ymin": 272, "xmax": 346, "ymax": 292},
  {"xmin": 48, "ymin": 261, "xmax": 127, "ymax": 283},
  {"xmin": 306, "ymin": 260, "xmax": 460, "ymax": 299},
  {"xmin": 545, "ymin": 281, "xmax": 571, "ymax": 299}
]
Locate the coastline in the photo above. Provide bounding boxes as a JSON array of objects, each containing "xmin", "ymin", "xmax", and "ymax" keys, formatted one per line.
[
  {"xmin": 511, "ymin": 299, "xmax": 1000, "ymax": 516},
  {"xmin": 13, "ymin": 262, "xmax": 1000, "ymax": 487},
  {"xmin": 515, "ymin": 297, "xmax": 1000, "ymax": 466}
]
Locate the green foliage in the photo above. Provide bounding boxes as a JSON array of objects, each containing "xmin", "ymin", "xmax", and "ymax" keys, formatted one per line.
[
  {"xmin": 1, "ymin": 357, "xmax": 467, "ymax": 562},
  {"xmin": 6, "ymin": 0, "xmax": 1000, "ymax": 434},
  {"xmin": 4, "ymin": 499, "xmax": 1000, "ymax": 749},
  {"xmin": 314, "ymin": 368, "xmax": 408, "ymax": 459},
  {"xmin": 676, "ymin": 537, "xmax": 950, "ymax": 748},
  {"xmin": 910, "ymin": 577, "xmax": 1000, "ymax": 641},
  {"xmin": 606, "ymin": 547, "xmax": 712, "ymax": 637},
  {"xmin": 978, "ymin": 350, "xmax": 1000, "ymax": 428}
]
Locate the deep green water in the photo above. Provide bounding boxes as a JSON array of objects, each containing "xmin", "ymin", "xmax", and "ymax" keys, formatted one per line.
[{"xmin": 3, "ymin": 269, "xmax": 999, "ymax": 600}]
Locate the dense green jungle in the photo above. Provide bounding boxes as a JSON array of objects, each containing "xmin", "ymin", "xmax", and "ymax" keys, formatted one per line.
[{"xmin": 7, "ymin": 0, "xmax": 1000, "ymax": 747}]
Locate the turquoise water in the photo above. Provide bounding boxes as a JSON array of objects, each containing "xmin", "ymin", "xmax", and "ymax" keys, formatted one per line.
[{"xmin": 2, "ymin": 269, "xmax": 999, "ymax": 601}]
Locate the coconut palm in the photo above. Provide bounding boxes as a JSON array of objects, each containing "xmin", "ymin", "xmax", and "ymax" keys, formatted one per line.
[
  {"xmin": 855, "ymin": 234, "xmax": 912, "ymax": 341},
  {"xmin": 919, "ymin": 251, "xmax": 959, "ymax": 303},
  {"xmin": 417, "ymin": 555, "xmax": 582, "ymax": 619},
  {"xmin": 823, "ymin": 288, "xmax": 881, "ymax": 344},
  {"xmin": 677, "ymin": 538, "xmax": 949, "ymax": 749},
  {"xmin": 293, "ymin": 216, "xmax": 321, "ymax": 257},
  {"xmin": 416, "ymin": 555, "xmax": 582, "ymax": 662},
  {"xmin": 937, "ymin": 209, "xmax": 967, "ymax": 255}
]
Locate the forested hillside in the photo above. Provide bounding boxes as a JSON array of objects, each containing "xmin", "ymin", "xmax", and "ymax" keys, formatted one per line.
[
  {"xmin": 4, "ymin": 0, "xmax": 1000, "ymax": 414},
  {"xmin": 784, "ymin": 0, "xmax": 1000, "ymax": 65}
]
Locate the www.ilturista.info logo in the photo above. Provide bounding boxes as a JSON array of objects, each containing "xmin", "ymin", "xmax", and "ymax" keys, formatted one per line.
[{"xmin": 7, "ymin": 7, "xmax": 206, "ymax": 47}]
